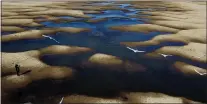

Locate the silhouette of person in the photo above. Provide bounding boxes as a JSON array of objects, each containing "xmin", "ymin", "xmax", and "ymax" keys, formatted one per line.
[{"xmin": 15, "ymin": 64, "xmax": 20, "ymax": 76}]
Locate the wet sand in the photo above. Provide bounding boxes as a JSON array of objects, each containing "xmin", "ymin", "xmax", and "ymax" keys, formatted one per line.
[{"xmin": 1, "ymin": 1, "xmax": 207, "ymax": 104}]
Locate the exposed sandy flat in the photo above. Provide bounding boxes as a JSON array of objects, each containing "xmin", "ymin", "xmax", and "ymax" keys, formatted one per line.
[
  {"xmin": 112, "ymin": 1, "xmax": 206, "ymax": 76},
  {"xmin": 1, "ymin": 1, "xmax": 206, "ymax": 104},
  {"xmin": 2, "ymin": 27, "xmax": 90, "ymax": 42}
]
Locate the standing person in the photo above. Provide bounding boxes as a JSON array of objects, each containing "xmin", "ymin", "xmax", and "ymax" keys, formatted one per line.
[{"xmin": 15, "ymin": 64, "xmax": 20, "ymax": 76}]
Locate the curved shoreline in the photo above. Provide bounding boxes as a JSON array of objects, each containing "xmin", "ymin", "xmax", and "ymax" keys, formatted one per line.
[{"xmin": 1, "ymin": 1, "xmax": 207, "ymax": 104}]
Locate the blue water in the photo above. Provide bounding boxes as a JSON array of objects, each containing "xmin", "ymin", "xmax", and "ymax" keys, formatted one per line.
[
  {"xmin": 42, "ymin": 21, "xmax": 96, "ymax": 28},
  {"xmin": 2, "ymin": 2, "xmax": 207, "ymax": 104},
  {"xmin": 2, "ymin": 1, "xmax": 205, "ymax": 70}
]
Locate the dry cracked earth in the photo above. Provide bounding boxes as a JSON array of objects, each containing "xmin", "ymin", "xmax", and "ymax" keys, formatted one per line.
[{"xmin": 1, "ymin": 1, "xmax": 207, "ymax": 104}]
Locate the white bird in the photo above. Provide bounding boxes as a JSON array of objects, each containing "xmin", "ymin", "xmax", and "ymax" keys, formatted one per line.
[
  {"xmin": 42, "ymin": 35, "xmax": 60, "ymax": 43},
  {"xmin": 158, "ymin": 53, "xmax": 173, "ymax": 58},
  {"xmin": 126, "ymin": 47, "xmax": 145, "ymax": 53},
  {"xmin": 193, "ymin": 69, "xmax": 207, "ymax": 76},
  {"xmin": 59, "ymin": 97, "xmax": 64, "ymax": 104}
]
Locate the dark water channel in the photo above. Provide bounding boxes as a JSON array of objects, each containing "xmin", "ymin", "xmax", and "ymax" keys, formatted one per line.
[{"xmin": 1, "ymin": 1, "xmax": 207, "ymax": 104}]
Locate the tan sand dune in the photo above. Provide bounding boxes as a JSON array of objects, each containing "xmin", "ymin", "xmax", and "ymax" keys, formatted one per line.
[
  {"xmin": 140, "ymin": 11, "xmax": 205, "ymax": 20},
  {"xmin": 149, "ymin": 20, "xmax": 206, "ymax": 29},
  {"xmin": 2, "ymin": 45, "xmax": 93, "ymax": 90},
  {"xmin": 2, "ymin": 15, "xmax": 41, "ymax": 19},
  {"xmin": 169, "ymin": 2, "xmax": 206, "ymax": 11},
  {"xmin": 155, "ymin": 42, "xmax": 206, "ymax": 63},
  {"xmin": 65, "ymin": 5, "xmax": 126, "ymax": 11},
  {"xmin": 110, "ymin": 24, "xmax": 180, "ymax": 33},
  {"xmin": 24, "ymin": 9, "xmax": 90, "ymax": 18},
  {"xmin": 1, "ymin": 47, "xmax": 146, "ymax": 91},
  {"xmin": 2, "ymin": 26, "xmax": 25, "ymax": 32},
  {"xmin": 62, "ymin": 92, "xmax": 200, "ymax": 104},
  {"xmin": 142, "ymin": 16, "xmax": 206, "ymax": 24},
  {"xmin": 135, "ymin": 2, "xmax": 206, "ymax": 30},
  {"xmin": 2, "ymin": 19, "xmax": 43, "ymax": 27},
  {"xmin": 120, "ymin": 29, "xmax": 206, "ymax": 47},
  {"xmin": 2, "ymin": 51, "xmax": 74, "ymax": 90},
  {"xmin": 124, "ymin": 92, "xmax": 183, "ymax": 103},
  {"xmin": 2, "ymin": 1, "xmax": 90, "ymax": 19},
  {"xmin": 173, "ymin": 61, "xmax": 206, "ymax": 76},
  {"xmin": 2, "ymin": 27, "xmax": 90, "ymax": 42},
  {"xmin": 62, "ymin": 94, "xmax": 123, "ymax": 103},
  {"xmin": 2, "ymin": 30, "xmax": 56, "ymax": 42},
  {"xmin": 2, "ymin": 11, "xmax": 19, "ymax": 16},
  {"xmin": 2, "ymin": 7, "xmax": 48, "ymax": 12},
  {"xmin": 2, "ymin": 19, "xmax": 34, "ymax": 26},
  {"xmin": 1, "ymin": 1, "xmax": 206, "ymax": 103},
  {"xmin": 2, "ymin": 2, "xmax": 58, "ymax": 7},
  {"xmin": 34, "ymin": 15, "xmax": 80, "ymax": 23},
  {"xmin": 83, "ymin": 53, "xmax": 146, "ymax": 72},
  {"xmin": 39, "ymin": 45, "xmax": 92, "ymax": 55}
]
